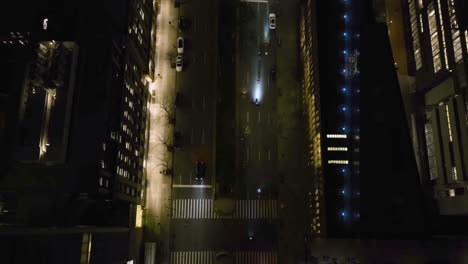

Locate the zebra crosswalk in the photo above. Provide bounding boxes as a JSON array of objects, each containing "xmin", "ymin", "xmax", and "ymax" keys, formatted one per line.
[
  {"xmin": 234, "ymin": 200, "xmax": 277, "ymax": 219},
  {"xmin": 173, "ymin": 199, "xmax": 218, "ymax": 219},
  {"xmin": 234, "ymin": 251, "xmax": 278, "ymax": 264},
  {"xmin": 170, "ymin": 251, "xmax": 278, "ymax": 264},
  {"xmin": 171, "ymin": 251, "xmax": 215, "ymax": 264},
  {"xmin": 172, "ymin": 199, "xmax": 278, "ymax": 219}
]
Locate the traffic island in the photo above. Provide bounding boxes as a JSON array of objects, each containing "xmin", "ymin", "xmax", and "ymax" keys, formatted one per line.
[{"xmin": 213, "ymin": 198, "xmax": 236, "ymax": 217}]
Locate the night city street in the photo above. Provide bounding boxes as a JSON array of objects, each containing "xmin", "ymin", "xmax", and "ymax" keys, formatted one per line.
[{"xmin": 1, "ymin": 0, "xmax": 468, "ymax": 264}]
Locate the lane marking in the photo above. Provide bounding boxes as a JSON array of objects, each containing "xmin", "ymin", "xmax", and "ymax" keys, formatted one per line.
[
  {"xmin": 258, "ymin": 111, "xmax": 261, "ymax": 123},
  {"xmin": 173, "ymin": 185, "xmax": 213, "ymax": 188},
  {"xmin": 247, "ymin": 111, "xmax": 250, "ymax": 123},
  {"xmin": 202, "ymin": 129, "xmax": 205, "ymax": 144}
]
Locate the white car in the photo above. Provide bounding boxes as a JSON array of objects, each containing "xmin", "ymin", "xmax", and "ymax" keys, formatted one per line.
[
  {"xmin": 177, "ymin": 37, "xmax": 184, "ymax": 53},
  {"xmin": 176, "ymin": 55, "xmax": 183, "ymax": 72},
  {"xmin": 269, "ymin": 13, "xmax": 276, "ymax": 29}
]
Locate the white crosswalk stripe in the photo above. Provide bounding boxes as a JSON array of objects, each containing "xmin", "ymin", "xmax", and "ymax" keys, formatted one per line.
[
  {"xmin": 234, "ymin": 200, "xmax": 277, "ymax": 219},
  {"xmin": 172, "ymin": 199, "xmax": 277, "ymax": 219},
  {"xmin": 171, "ymin": 251, "xmax": 215, "ymax": 264},
  {"xmin": 172, "ymin": 199, "xmax": 220, "ymax": 219},
  {"xmin": 234, "ymin": 251, "xmax": 278, "ymax": 264}
]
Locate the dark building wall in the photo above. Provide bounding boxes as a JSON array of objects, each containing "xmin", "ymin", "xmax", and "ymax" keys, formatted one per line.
[
  {"xmin": 360, "ymin": 16, "xmax": 431, "ymax": 238},
  {"xmin": 316, "ymin": 0, "xmax": 361, "ymax": 238}
]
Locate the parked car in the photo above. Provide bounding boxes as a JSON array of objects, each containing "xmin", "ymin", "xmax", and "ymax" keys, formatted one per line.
[
  {"xmin": 195, "ymin": 161, "xmax": 207, "ymax": 180},
  {"xmin": 177, "ymin": 37, "xmax": 184, "ymax": 53},
  {"xmin": 269, "ymin": 13, "xmax": 276, "ymax": 29},
  {"xmin": 176, "ymin": 55, "xmax": 183, "ymax": 72}
]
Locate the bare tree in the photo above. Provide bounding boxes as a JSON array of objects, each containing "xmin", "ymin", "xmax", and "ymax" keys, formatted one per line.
[
  {"xmin": 166, "ymin": 50, "xmax": 177, "ymax": 63},
  {"xmin": 158, "ymin": 94, "xmax": 175, "ymax": 124},
  {"xmin": 157, "ymin": 134, "xmax": 174, "ymax": 151},
  {"xmin": 156, "ymin": 151, "xmax": 172, "ymax": 175}
]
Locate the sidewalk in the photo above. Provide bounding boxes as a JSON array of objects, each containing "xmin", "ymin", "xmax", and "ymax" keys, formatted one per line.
[
  {"xmin": 274, "ymin": 0, "xmax": 308, "ymax": 262},
  {"xmin": 144, "ymin": 0, "xmax": 179, "ymax": 263}
]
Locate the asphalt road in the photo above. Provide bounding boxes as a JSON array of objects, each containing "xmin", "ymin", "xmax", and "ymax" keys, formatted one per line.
[
  {"xmin": 168, "ymin": 0, "xmax": 305, "ymax": 262},
  {"xmin": 170, "ymin": 0, "xmax": 219, "ymax": 256},
  {"xmin": 236, "ymin": 1, "xmax": 279, "ymax": 200},
  {"xmin": 173, "ymin": 0, "xmax": 217, "ymax": 189}
]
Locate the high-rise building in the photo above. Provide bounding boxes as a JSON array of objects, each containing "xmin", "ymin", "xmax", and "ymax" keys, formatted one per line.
[
  {"xmin": 0, "ymin": 0, "xmax": 156, "ymax": 263},
  {"xmin": 387, "ymin": 0, "xmax": 468, "ymax": 218},
  {"xmin": 300, "ymin": 0, "xmax": 429, "ymax": 239},
  {"xmin": 301, "ymin": 0, "xmax": 362, "ymax": 238}
]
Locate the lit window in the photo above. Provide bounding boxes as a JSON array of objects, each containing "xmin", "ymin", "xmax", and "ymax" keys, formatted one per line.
[
  {"xmin": 465, "ymin": 30, "xmax": 468, "ymax": 56},
  {"xmin": 326, "ymin": 134, "xmax": 347, "ymax": 138},
  {"xmin": 101, "ymin": 160, "xmax": 105, "ymax": 169},
  {"xmin": 327, "ymin": 147, "xmax": 348, "ymax": 151},
  {"xmin": 437, "ymin": 0, "xmax": 448, "ymax": 68},
  {"xmin": 453, "ymin": 167, "xmax": 458, "ymax": 181},
  {"xmin": 445, "ymin": 105, "xmax": 453, "ymax": 142},
  {"xmin": 409, "ymin": 0, "xmax": 422, "ymax": 69},
  {"xmin": 449, "ymin": 189, "xmax": 455, "ymax": 197},
  {"xmin": 43, "ymin": 18, "xmax": 48, "ymax": 30},
  {"xmin": 102, "ymin": 142, "xmax": 106, "ymax": 151},
  {"xmin": 428, "ymin": 3, "xmax": 442, "ymax": 72},
  {"xmin": 328, "ymin": 160, "xmax": 349, "ymax": 164},
  {"xmin": 99, "ymin": 177, "xmax": 103, "ymax": 186},
  {"xmin": 448, "ymin": 1, "xmax": 462, "ymax": 62}
]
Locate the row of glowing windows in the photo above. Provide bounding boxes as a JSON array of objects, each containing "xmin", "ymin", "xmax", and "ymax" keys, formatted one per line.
[
  {"xmin": 327, "ymin": 147, "xmax": 348, "ymax": 151},
  {"xmin": 326, "ymin": 134, "xmax": 347, "ymax": 138}
]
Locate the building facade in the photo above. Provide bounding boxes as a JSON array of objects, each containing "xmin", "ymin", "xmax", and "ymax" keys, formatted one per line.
[
  {"xmin": 301, "ymin": 0, "xmax": 430, "ymax": 239},
  {"xmin": 389, "ymin": 0, "xmax": 468, "ymax": 216},
  {"xmin": 300, "ymin": 0, "xmax": 362, "ymax": 238},
  {"xmin": 0, "ymin": 0, "xmax": 155, "ymax": 229}
]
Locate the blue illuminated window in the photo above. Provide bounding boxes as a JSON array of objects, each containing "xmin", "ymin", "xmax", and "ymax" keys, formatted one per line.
[
  {"xmin": 342, "ymin": 69, "xmax": 347, "ymax": 73},
  {"xmin": 343, "ymin": 32, "xmax": 347, "ymax": 37},
  {"xmin": 341, "ymin": 87, "xmax": 347, "ymax": 92},
  {"xmin": 341, "ymin": 126, "xmax": 347, "ymax": 131},
  {"xmin": 341, "ymin": 107, "xmax": 347, "ymax": 111},
  {"xmin": 343, "ymin": 14, "xmax": 347, "ymax": 19},
  {"xmin": 341, "ymin": 211, "xmax": 346, "ymax": 216},
  {"xmin": 342, "ymin": 50, "xmax": 347, "ymax": 55}
]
